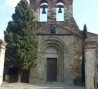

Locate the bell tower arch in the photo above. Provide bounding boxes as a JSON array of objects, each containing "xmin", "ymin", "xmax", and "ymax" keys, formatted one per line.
[{"xmin": 29, "ymin": 0, "xmax": 73, "ymax": 22}]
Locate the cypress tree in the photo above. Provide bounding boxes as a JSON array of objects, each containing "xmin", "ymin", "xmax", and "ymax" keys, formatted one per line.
[
  {"xmin": 4, "ymin": 0, "xmax": 38, "ymax": 82},
  {"xmin": 82, "ymin": 50, "xmax": 85, "ymax": 85},
  {"xmin": 83, "ymin": 24, "xmax": 88, "ymax": 40},
  {"xmin": 82, "ymin": 24, "xmax": 88, "ymax": 85}
]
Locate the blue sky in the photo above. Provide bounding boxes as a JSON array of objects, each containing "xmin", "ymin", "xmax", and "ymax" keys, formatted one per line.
[{"xmin": 0, "ymin": 0, "xmax": 98, "ymax": 39}]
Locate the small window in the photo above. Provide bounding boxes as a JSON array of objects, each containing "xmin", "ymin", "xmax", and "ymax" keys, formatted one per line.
[
  {"xmin": 50, "ymin": 24, "xmax": 56, "ymax": 34},
  {"xmin": 40, "ymin": 3, "xmax": 48, "ymax": 22},
  {"xmin": 56, "ymin": 2, "xmax": 64, "ymax": 21}
]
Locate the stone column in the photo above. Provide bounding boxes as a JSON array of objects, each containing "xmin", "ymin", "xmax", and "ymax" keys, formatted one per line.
[
  {"xmin": 84, "ymin": 41, "xmax": 96, "ymax": 89},
  {"xmin": 0, "ymin": 40, "xmax": 7, "ymax": 86}
]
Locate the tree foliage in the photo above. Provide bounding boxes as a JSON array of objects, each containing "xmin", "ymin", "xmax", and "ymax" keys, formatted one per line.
[
  {"xmin": 4, "ymin": 0, "xmax": 38, "ymax": 82},
  {"xmin": 82, "ymin": 24, "xmax": 88, "ymax": 85},
  {"xmin": 83, "ymin": 24, "xmax": 88, "ymax": 40},
  {"xmin": 82, "ymin": 50, "xmax": 85, "ymax": 85}
]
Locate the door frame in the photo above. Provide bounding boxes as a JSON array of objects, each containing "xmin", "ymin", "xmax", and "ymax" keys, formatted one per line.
[{"xmin": 46, "ymin": 58, "xmax": 57, "ymax": 82}]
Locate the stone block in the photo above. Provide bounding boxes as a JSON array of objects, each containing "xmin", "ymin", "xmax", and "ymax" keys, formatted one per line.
[
  {"xmin": 84, "ymin": 41, "xmax": 96, "ymax": 89},
  {"xmin": 85, "ymin": 76, "xmax": 94, "ymax": 89},
  {"xmin": 64, "ymin": 68, "xmax": 73, "ymax": 84},
  {"xmin": 85, "ymin": 62, "xmax": 94, "ymax": 76},
  {"xmin": 64, "ymin": 57, "xmax": 73, "ymax": 65},
  {"xmin": 0, "ymin": 77, "xmax": 3, "ymax": 86}
]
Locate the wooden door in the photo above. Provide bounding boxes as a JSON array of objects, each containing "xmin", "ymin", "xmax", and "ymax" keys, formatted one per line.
[{"xmin": 47, "ymin": 58, "xmax": 57, "ymax": 82}]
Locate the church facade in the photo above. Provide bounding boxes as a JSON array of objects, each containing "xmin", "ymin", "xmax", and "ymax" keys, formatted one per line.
[{"xmin": 28, "ymin": 0, "xmax": 98, "ymax": 85}]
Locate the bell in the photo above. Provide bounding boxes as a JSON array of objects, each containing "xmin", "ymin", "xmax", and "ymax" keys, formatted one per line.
[
  {"xmin": 58, "ymin": 8, "xmax": 62, "ymax": 13},
  {"xmin": 56, "ymin": 5, "xmax": 64, "ymax": 13},
  {"xmin": 40, "ymin": 4, "xmax": 48, "ymax": 14},
  {"xmin": 42, "ymin": 8, "xmax": 46, "ymax": 14}
]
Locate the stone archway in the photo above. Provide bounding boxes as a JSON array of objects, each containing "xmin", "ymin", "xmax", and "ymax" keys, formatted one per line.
[{"xmin": 39, "ymin": 38, "xmax": 65, "ymax": 82}]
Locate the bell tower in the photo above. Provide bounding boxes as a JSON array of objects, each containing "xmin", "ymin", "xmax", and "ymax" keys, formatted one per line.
[{"xmin": 30, "ymin": 0, "xmax": 73, "ymax": 22}]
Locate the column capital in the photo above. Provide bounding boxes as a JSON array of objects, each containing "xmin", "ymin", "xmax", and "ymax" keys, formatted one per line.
[
  {"xmin": 84, "ymin": 40, "xmax": 97, "ymax": 49},
  {"xmin": 0, "ymin": 40, "xmax": 7, "ymax": 50}
]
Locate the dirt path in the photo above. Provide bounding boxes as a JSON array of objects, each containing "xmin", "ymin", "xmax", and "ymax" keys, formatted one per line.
[{"xmin": 1, "ymin": 83, "xmax": 85, "ymax": 89}]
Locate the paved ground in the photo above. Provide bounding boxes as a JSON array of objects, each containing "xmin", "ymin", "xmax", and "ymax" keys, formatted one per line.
[{"xmin": 1, "ymin": 83, "xmax": 85, "ymax": 89}]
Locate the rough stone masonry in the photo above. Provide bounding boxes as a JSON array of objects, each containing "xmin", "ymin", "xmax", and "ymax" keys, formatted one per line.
[{"xmin": 0, "ymin": 40, "xmax": 7, "ymax": 86}]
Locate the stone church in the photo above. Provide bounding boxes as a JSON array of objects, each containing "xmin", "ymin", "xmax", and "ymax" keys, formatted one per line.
[{"xmin": 28, "ymin": 0, "xmax": 98, "ymax": 85}]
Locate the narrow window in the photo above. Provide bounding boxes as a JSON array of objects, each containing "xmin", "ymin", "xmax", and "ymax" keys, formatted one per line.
[
  {"xmin": 50, "ymin": 24, "xmax": 56, "ymax": 34},
  {"xmin": 56, "ymin": 2, "xmax": 64, "ymax": 21},
  {"xmin": 40, "ymin": 3, "xmax": 48, "ymax": 22}
]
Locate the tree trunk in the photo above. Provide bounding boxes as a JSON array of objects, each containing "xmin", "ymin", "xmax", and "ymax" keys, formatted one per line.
[{"xmin": 17, "ymin": 70, "xmax": 22, "ymax": 83}]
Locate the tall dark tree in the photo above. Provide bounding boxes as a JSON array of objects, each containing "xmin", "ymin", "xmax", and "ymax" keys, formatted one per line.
[
  {"xmin": 82, "ymin": 50, "xmax": 85, "ymax": 85},
  {"xmin": 4, "ymin": 0, "xmax": 38, "ymax": 82},
  {"xmin": 82, "ymin": 24, "xmax": 88, "ymax": 85},
  {"xmin": 83, "ymin": 24, "xmax": 88, "ymax": 40}
]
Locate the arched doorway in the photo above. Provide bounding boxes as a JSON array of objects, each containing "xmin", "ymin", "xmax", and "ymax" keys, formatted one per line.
[{"xmin": 39, "ymin": 38, "xmax": 65, "ymax": 82}]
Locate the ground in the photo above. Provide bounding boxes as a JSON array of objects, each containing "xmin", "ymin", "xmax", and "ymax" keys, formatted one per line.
[{"xmin": 1, "ymin": 83, "xmax": 84, "ymax": 89}]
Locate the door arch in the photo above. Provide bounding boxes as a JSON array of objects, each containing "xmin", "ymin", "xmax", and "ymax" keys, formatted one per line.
[{"xmin": 39, "ymin": 38, "xmax": 66, "ymax": 82}]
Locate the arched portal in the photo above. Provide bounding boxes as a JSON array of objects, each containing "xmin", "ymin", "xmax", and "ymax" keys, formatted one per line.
[{"xmin": 38, "ymin": 38, "xmax": 65, "ymax": 82}]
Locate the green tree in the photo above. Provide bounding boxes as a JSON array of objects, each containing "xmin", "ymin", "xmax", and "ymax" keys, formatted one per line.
[
  {"xmin": 83, "ymin": 24, "xmax": 88, "ymax": 40},
  {"xmin": 82, "ymin": 24, "xmax": 88, "ymax": 85},
  {"xmin": 82, "ymin": 50, "xmax": 85, "ymax": 85},
  {"xmin": 4, "ymin": 0, "xmax": 38, "ymax": 82}
]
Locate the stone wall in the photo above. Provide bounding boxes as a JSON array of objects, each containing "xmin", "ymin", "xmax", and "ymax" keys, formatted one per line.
[
  {"xmin": 35, "ymin": 18, "xmax": 81, "ymax": 36},
  {"xmin": 29, "ymin": 34, "xmax": 74, "ymax": 84},
  {"xmin": 73, "ymin": 36, "xmax": 83, "ymax": 85},
  {"xmin": 30, "ymin": 0, "xmax": 73, "ymax": 21},
  {"xmin": 84, "ymin": 41, "xmax": 96, "ymax": 89},
  {"xmin": 0, "ymin": 40, "xmax": 7, "ymax": 86},
  {"xmin": 88, "ymin": 33, "xmax": 98, "ymax": 41}
]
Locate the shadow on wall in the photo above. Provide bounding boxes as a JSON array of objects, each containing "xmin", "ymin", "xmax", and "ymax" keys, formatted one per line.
[
  {"xmin": 3, "ymin": 65, "xmax": 29, "ymax": 83},
  {"xmin": 74, "ymin": 77, "xmax": 83, "ymax": 85}
]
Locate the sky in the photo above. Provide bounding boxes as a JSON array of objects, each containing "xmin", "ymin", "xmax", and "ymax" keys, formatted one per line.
[{"xmin": 0, "ymin": 0, "xmax": 98, "ymax": 40}]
